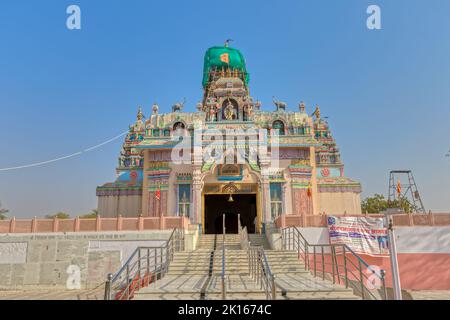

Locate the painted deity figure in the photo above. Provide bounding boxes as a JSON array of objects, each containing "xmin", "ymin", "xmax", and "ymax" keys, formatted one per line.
[
  {"xmin": 244, "ymin": 103, "xmax": 253, "ymax": 120},
  {"xmin": 209, "ymin": 105, "xmax": 216, "ymax": 121},
  {"xmin": 224, "ymin": 103, "xmax": 234, "ymax": 120}
]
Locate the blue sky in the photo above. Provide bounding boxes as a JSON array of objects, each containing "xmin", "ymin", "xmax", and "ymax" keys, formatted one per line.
[{"xmin": 0, "ymin": 0, "xmax": 449, "ymax": 217}]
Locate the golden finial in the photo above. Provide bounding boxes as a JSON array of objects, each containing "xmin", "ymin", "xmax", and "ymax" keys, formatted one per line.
[
  {"xmin": 226, "ymin": 67, "xmax": 231, "ymax": 77},
  {"xmin": 137, "ymin": 107, "xmax": 144, "ymax": 120},
  {"xmin": 312, "ymin": 104, "xmax": 321, "ymax": 119}
]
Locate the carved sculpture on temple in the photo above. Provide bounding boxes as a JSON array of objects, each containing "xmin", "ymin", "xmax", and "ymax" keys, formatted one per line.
[{"xmin": 272, "ymin": 96, "xmax": 287, "ymax": 111}]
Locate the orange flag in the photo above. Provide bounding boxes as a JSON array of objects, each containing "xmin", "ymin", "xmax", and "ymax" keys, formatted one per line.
[
  {"xmin": 220, "ymin": 53, "xmax": 230, "ymax": 64},
  {"xmin": 396, "ymin": 180, "xmax": 401, "ymax": 197},
  {"xmin": 307, "ymin": 182, "xmax": 312, "ymax": 198}
]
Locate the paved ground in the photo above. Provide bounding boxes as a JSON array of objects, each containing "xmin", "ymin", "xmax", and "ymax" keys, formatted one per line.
[
  {"xmin": 1, "ymin": 288, "xmax": 449, "ymax": 300},
  {"xmin": 407, "ymin": 290, "xmax": 450, "ymax": 300},
  {"xmin": 0, "ymin": 287, "xmax": 104, "ymax": 300}
]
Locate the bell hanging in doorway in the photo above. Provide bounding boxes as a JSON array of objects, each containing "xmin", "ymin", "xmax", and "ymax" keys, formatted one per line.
[{"xmin": 227, "ymin": 193, "xmax": 234, "ymax": 202}]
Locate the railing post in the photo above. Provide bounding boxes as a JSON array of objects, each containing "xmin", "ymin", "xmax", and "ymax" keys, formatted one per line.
[
  {"xmin": 165, "ymin": 244, "xmax": 169, "ymax": 275},
  {"xmin": 222, "ymin": 276, "xmax": 226, "ymax": 300},
  {"xmin": 223, "ymin": 214, "xmax": 225, "ymax": 239},
  {"xmin": 238, "ymin": 213, "xmax": 241, "ymax": 233},
  {"xmin": 160, "ymin": 247, "xmax": 163, "ymax": 273},
  {"xmin": 248, "ymin": 249, "xmax": 252, "ymax": 276},
  {"xmin": 381, "ymin": 269, "xmax": 388, "ymax": 300},
  {"xmin": 147, "ymin": 248, "xmax": 150, "ymax": 286},
  {"xmin": 256, "ymin": 251, "xmax": 261, "ymax": 286},
  {"xmin": 331, "ymin": 246, "xmax": 336, "ymax": 284},
  {"xmin": 137, "ymin": 249, "xmax": 141, "ymax": 290},
  {"xmin": 154, "ymin": 246, "xmax": 157, "ymax": 265},
  {"xmin": 126, "ymin": 264, "xmax": 130, "ymax": 300},
  {"xmin": 289, "ymin": 228, "xmax": 292, "ymax": 250},
  {"xmin": 305, "ymin": 246, "xmax": 309, "ymax": 271},
  {"xmin": 343, "ymin": 246, "xmax": 348, "ymax": 288},
  {"xmin": 271, "ymin": 275, "xmax": 276, "ymax": 300},
  {"xmin": 313, "ymin": 246, "xmax": 317, "ymax": 277},
  {"xmin": 321, "ymin": 246, "xmax": 325, "ymax": 280},
  {"xmin": 104, "ymin": 273, "xmax": 113, "ymax": 300},
  {"xmin": 359, "ymin": 260, "xmax": 365, "ymax": 300}
]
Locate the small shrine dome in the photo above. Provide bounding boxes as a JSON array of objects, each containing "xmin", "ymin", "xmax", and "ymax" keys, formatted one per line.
[{"xmin": 202, "ymin": 45, "xmax": 249, "ymax": 87}]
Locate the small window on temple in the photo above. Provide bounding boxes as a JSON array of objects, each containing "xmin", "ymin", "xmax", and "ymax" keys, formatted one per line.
[
  {"xmin": 173, "ymin": 122, "xmax": 185, "ymax": 135},
  {"xmin": 272, "ymin": 120, "xmax": 285, "ymax": 136}
]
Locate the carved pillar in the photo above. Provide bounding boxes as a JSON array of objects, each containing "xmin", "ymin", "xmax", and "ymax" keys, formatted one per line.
[
  {"xmin": 160, "ymin": 190, "xmax": 168, "ymax": 217},
  {"xmin": 281, "ymin": 183, "xmax": 287, "ymax": 216},
  {"xmin": 260, "ymin": 152, "xmax": 272, "ymax": 233},
  {"xmin": 192, "ymin": 165, "xmax": 203, "ymax": 225},
  {"xmin": 148, "ymin": 192, "xmax": 155, "ymax": 217},
  {"xmin": 261, "ymin": 180, "xmax": 271, "ymax": 225}
]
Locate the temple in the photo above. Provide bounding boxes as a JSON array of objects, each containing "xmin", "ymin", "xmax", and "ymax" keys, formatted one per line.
[{"xmin": 96, "ymin": 44, "xmax": 362, "ymax": 233}]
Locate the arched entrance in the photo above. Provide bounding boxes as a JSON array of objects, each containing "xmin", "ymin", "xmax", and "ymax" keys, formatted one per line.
[{"xmin": 203, "ymin": 193, "xmax": 258, "ymax": 234}]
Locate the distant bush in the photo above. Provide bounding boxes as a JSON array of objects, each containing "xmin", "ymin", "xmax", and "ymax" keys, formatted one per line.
[{"xmin": 45, "ymin": 212, "xmax": 70, "ymax": 219}]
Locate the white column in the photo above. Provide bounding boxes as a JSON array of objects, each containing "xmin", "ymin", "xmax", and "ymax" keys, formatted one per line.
[
  {"xmin": 192, "ymin": 165, "xmax": 203, "ymax": 225},
  {"xmin": 281, "ymin": 183, "xmax": 287, "ymax": 216}
]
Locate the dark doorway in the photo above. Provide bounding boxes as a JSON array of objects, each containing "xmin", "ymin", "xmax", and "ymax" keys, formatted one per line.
[{"xmin": 204, "ymin": 194, "xmax": 257, "ymax": 234}]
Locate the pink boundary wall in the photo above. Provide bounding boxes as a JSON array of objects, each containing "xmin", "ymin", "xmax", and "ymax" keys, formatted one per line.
[
  {"xmin": 294, "ymin": 226, "xmax": 450, "ymax": 291},
  {"xmin": 274, "ymin": 212, "xmax": 450, "ymax": 228},
  {"xmin": 0, "ymin": 215, "xmax": 190, "ymax": 233}
]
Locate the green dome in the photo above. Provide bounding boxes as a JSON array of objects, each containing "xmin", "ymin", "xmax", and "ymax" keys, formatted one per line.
[{"xmin": 202, "ymin": 46, "xmax": 249, "ymax": 88}]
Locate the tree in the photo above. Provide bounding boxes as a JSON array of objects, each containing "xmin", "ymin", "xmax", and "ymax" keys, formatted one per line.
[
  {"xmin": 45, "ymin": 212, "xmax": 70, "ymax": 219},
  {"xmin": 80, "ymin": 209, "xmax": 98, "ymax": 219},
  {"xmin": 0, "ymin": 201, "xmax": 8, "ymax": 220},
  {"xmin": 361, "ymin": 194, "xmax": 418, "ymax": 214},
  {"xmin": 361, "ymin": 194, "xmax": 388, "ymax": 213}
]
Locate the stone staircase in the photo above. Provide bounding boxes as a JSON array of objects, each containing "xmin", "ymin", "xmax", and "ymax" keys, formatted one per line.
[
  {"xmin": 248, "ymin": 234, "xmax": 271, "ymax": 249},
  {"xmin": 196, "ymin": 234, "xmax": 241, "ymax": 250},
  {"xmin": 134, "ymin": 233, "xmax": 359, "ymax": 300}
]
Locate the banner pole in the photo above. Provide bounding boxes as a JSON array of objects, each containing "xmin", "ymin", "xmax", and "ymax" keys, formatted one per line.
[{"xmin": 386, "ymin": 215, "xmax": 402, "ymax": 300}]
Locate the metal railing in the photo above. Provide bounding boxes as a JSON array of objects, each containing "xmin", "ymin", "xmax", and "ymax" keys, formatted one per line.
[
  {"xmin": 221, "ymin": 213, "xmax": 226, "ymax": 300},
  {"xmin": 248, "ymin": 246, "xmax": 276, "ymax": 300},
  {"xmin": 281, "ymin": 226, "xmax": 387, "ymax": 300},
  {"xmin": 239, "ymin": 221, "xmax": 276, "ymax": 300},
  {"xmin": 104, "ymin": 228, "xmax": 184, "ymax": 300}
]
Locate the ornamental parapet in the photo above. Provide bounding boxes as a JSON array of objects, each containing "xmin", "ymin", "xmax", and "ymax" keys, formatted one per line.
[{"xmin": 96, "ymin": 186, "xmax": 143, "ymax": 196}]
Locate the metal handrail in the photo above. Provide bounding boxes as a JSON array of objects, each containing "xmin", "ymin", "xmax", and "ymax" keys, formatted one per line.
[
  {"xmin": 281, "ymin": 226, "xmax": 387, "ymax": 300},
  {"xmin": 239, "ymin": 222, "xmax": 278, "ymax": 300},
  {"xmin": 248, "ymin": 245, "xmax": 276, "ymax": 300},
  {"xmin": 221, "ymin": 214, "xmax": 226, "ymax": 300},
  {"xmin": 104, "ymin": 228, "xmax": 184, "ymax": 300}
]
